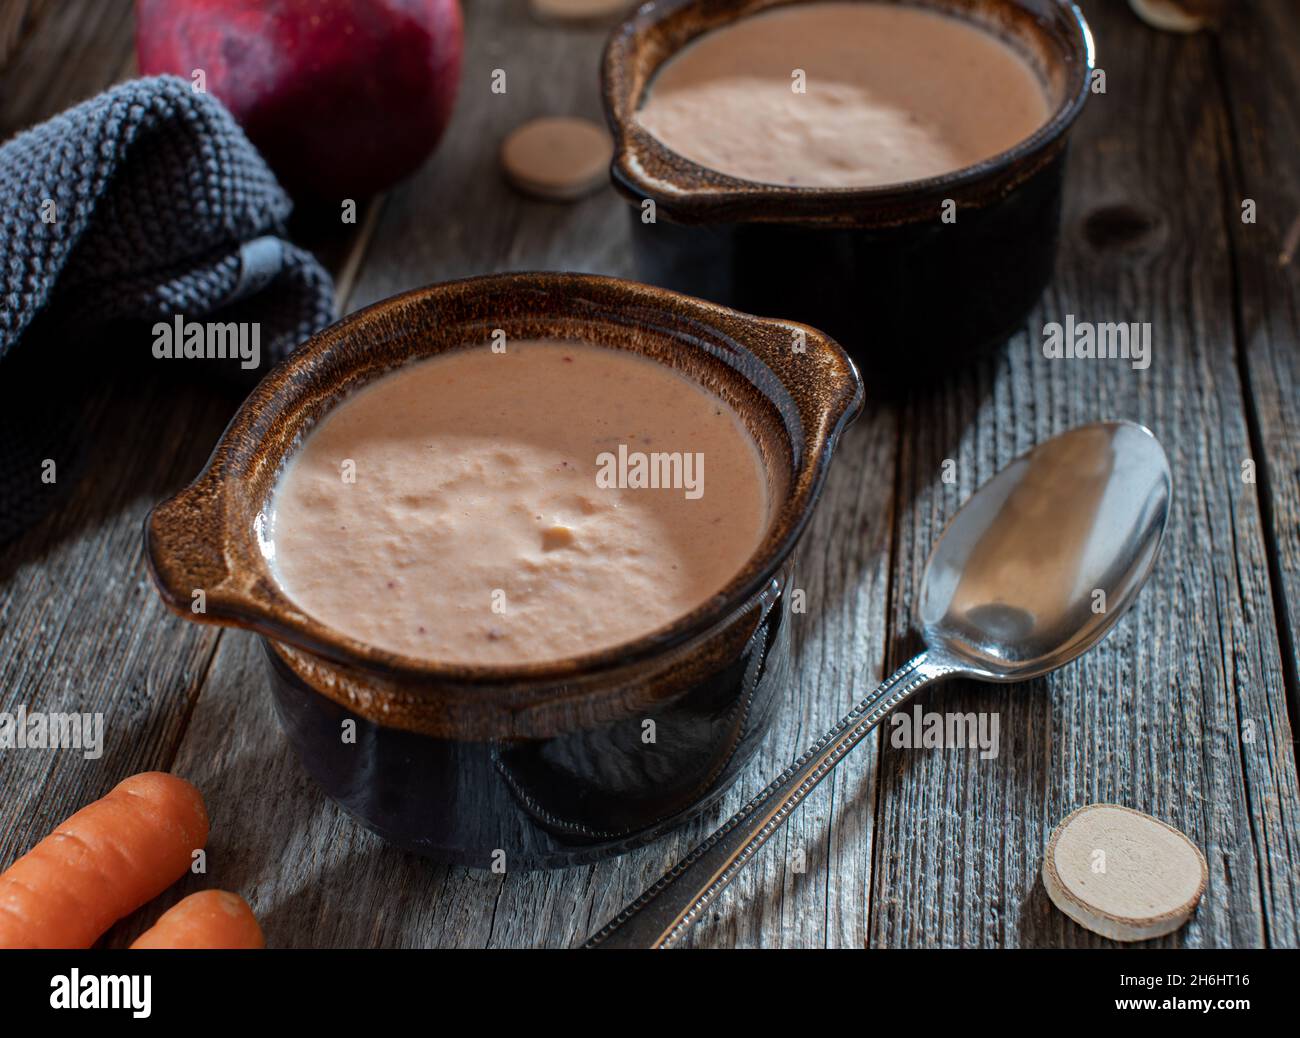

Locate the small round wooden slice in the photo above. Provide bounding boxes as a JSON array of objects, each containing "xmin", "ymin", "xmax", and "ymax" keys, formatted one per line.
[
  {"xmin": 1043, "ymin": 804, "xmax": 1208, "ymax": 942},
  {"xmin": 1128, "ymin": 0, "xmax": 1209, "ymax": 33},
  {"xmin": 530, "ymin": 0, "xmax": 631, "ymax": 24},
  {"xmin": 500, "ymin": 116, "xmax": 612, "ymax": 202}
]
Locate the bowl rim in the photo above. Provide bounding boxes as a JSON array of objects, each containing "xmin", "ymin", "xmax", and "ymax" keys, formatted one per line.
[
  {"xmin": 601, "ymin": 0, "xmax": 1097, "ymax": 225},
  {"xmin": 145, "ymin": 271, "xmax": 864, "ymax": 689}
]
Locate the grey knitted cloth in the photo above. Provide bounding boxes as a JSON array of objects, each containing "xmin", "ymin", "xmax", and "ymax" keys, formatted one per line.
[{"xmin": 0, "ymin": 75, "xmax": 336, "ymax": 540}]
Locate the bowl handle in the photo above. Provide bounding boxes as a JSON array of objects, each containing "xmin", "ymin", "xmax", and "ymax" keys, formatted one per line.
[
  {"xmin": 144, "ymin": 479, "xmax": 258, "ymax": 627},
  {"xmin": 745, "ymin": 314, "xmax": 866, "ymax": 435}
]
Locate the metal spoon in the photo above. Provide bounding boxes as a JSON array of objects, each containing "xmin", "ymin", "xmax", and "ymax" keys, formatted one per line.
[{"xmin": 586, "ymin": 420, "xmax": 1172, "ymax": 948}]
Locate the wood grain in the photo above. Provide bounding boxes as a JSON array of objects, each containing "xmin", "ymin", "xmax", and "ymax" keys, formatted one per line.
[
  {"xmin": 870, "ymin": 2, "xmax": 1300, "ymax": 948},
  {"xmin": 1213, "ymin": 0, "xmax": 1300, "ymax": 756},
  {"xmin": 1212, "ymin": 0, "xmax": 1300, "ymax": 948},
  {"xmin": 0, "ymin": 0, "xmax": 134, "ymax": 138},
  {"xmin": 345, "ymin": 3, "xmax": 630, "ymax": 307}
]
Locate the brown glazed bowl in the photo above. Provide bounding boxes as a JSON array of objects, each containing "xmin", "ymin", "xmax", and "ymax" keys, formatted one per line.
[
  {"xmin": 603, "ymin": 0, "xmax": 1095, "ymax": 382},
  {"xmin": 145, "ymin": 272, "xmax": 862, "ymax": 869}
]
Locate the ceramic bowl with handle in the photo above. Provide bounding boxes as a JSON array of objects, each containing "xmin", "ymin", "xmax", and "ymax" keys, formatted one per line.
[{"xmin": 146, "ymin": 272, "xmax": 863, "ymax": 869}]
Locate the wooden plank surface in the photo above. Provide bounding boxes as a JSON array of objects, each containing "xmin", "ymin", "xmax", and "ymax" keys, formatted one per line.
[
  {"xmin": 872, "ymin": 2, "xmax": 1300, "ymax": 948},
  {"xmin": 0, "ymin": 0, "xmax": 135, "ymax": 138},
  {"xmin": 345, "ymin": 5, "xmax": 630, "ymax": 293},
  {"xmin": 1215, "ymin": 0, "xmax": 1300, "ymax": 774},
  {"xmin": 1, "ymin": 0, "xmax": 1297, "ymax": 950},
  {"xmin": 1213, "ymin": 0, "xmax": 1300, "ymax": 947}
]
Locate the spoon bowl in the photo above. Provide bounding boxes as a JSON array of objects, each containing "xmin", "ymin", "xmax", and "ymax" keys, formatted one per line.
[{"xmin": 920, "ymin": 421, "xmax": 1172, "ymax": 681}]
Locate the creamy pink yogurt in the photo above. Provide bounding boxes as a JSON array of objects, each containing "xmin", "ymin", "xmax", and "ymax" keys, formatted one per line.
[
  {"xmin": 636, "ymin": 2, "xmax": 1050, "ymax": 188},
  {"xmin": 266, "ymin": 340, "xmax": 768, "ymax": 665}
]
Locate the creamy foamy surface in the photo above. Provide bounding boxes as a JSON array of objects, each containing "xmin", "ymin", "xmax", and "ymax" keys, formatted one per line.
[
  {"xmin": 267, "ymin": 340, "xmax": 768, "ymax": 665},
  {"xmin": 636, "ymin": 2, "xmax": 1050, "ymax": 188}
]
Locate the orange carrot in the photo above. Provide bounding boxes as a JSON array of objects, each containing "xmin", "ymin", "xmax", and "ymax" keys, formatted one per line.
[
  {"xmin": 0, "ymin": 772, "xmax": 208, "ymax": 949},
  {"xmin": 130, "ymin": 890, "xmax": 264, "ymax": 949}
]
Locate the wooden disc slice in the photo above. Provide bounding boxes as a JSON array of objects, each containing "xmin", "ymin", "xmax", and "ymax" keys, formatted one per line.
[
  {"xmin": 500, "ymin": 116, "xmax": 612, "ymax": 202},
  {"xmin": 530, "ymin": 0, "xmax": 631, "ymax": 24},
  {"xmin": 1128, "ymin": 0, "xmax": 1207, "ymax": 33},
  {"xmin": 1043, "ymin": 804, "xmax": 1208, "ymax": 942}
]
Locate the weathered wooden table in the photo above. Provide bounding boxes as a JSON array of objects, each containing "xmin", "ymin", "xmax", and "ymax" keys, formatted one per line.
[{"xmin": 2, "ymin": 0, "xmax": 1297, "ymax": 948}]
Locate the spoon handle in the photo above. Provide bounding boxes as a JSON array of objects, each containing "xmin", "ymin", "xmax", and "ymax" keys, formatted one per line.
[{"xmin": 585, "ymin": 651, "xmax": 957, "ymax": 948}]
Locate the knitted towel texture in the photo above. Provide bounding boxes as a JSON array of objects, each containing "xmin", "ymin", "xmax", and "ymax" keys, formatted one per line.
[
  {"xmin": 0, "ymin": 75, "xmax": 337, "ymax": 540},
  {"xmin": 0, "ymin": 75, "xmax": 335, "ymax": 359}
]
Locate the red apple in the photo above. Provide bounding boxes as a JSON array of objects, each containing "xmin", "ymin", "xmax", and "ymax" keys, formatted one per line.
[{"xmin": 135, "ymin": 0, "xmax": 463, "ymax": 201}]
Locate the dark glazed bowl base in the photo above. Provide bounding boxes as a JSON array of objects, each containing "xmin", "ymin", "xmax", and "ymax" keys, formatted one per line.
[
  {"xmin": 629, "ymin": 151, "xmax": 1066, "ymax": 389},
  {"xmin": 265, "ymin": 576, "xmax": 792, "ymax": 870}
]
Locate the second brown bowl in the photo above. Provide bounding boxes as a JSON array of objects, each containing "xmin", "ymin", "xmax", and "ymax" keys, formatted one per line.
[{"xmin": 603, "ymin": 0, "xmax": 1095, "ymax": 381}]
